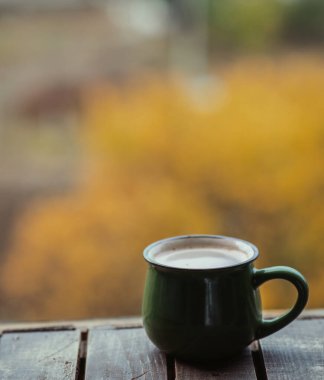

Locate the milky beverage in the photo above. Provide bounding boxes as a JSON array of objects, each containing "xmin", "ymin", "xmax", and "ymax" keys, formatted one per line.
[{"xmin": 154, "ymin": 248, "xmax": 249, "ymax": 269}]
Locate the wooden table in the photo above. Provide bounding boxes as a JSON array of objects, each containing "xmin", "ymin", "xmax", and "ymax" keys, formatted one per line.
[{"xmin": 0, "ymin": 310, "xmax": 323, "ymax": 379}]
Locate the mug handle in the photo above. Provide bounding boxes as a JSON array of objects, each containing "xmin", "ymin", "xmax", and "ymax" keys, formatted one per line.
[{"xmin": 253, "ymin": 266, "xmax": 309, "ymax": 339}]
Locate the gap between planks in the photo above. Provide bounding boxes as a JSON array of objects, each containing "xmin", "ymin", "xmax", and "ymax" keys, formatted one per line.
[
  {"xmin": 75, "ymin": 330, "xmax": 88, "ymax": 380},
  {"xmin": 251, "ymin": 340, "xmax": 268, "ymax": 380}
]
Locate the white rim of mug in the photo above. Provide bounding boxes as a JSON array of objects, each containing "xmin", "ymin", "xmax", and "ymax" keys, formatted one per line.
[{"xmin": 143, "ymin": 234, "xmax": 259, "ymax": 271}]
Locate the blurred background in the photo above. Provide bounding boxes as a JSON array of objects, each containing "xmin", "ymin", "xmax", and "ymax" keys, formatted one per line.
[{"xmin": 0, "ymin": 0, "xmax": 323, "ymax": 321}]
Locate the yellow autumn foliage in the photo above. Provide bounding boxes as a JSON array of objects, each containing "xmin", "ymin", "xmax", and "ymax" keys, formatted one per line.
[{"xmin": 2, "ymin": 54, "xmax": 324, "ymax": 320}]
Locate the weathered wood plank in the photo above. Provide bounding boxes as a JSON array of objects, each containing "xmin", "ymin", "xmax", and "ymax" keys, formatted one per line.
[
  {"xmin": 175, "ymin": 347, "xmax": 257, "ymax": 379},
  {"xmin": 85, "ymin": 327, "xmax": 167, "ymax": 380},
  {"xmin": 264, "ymin": 309, "xmax": 324, "ymax": 320},
  {"xmin": 0, "ymin": 316, "xmax": 142, "ymax": 333},
  {"xmin": 0, "ymin": 330, "xmax": 81, "ymax": 380},
  {"xmin": 260, "ymin": 319, "xmax": 324, "ymax": 379}
]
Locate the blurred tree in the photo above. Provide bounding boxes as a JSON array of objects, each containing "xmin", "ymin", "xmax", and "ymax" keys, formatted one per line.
[
  {"xmin": 165, "ymin": 0, "xmax": 324, "ymax": 54},
  {"xmin": 210, "ymin": 0, "xmax": 284, "ymax": 51},
  {"xmin": 282, "ymin": 0, "xmax": 324, "ymax": 45},
  {"xmin": 167, "ymin": 0, "xmax": 211, "ymax": 75},
  {"xmin": 1, "ymin": 54, "xmax": 324, "ymax": 320}
]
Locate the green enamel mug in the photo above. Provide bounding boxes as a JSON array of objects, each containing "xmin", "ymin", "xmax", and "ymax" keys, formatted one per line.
[{"xmin": 142, "ymin": 235, "xmax": 308, "ymax": 363}]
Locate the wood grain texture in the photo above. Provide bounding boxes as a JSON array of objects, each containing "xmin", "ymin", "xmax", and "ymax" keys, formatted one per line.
[
  {"xmin": 0, "ymin": 316, "xmax": 142, "ymax": 333},
  {"xmin": 85, "ymin": 327, "xmax": 167, "ymax": 380},
  {"xmin": 0, "ymin": 330, "xmax": 81, "ymax": 380},
  {"xmin": 260, "ymin": 319, "xmax": 324, "ymax": 380},
  {"xmin": 175, "ymin": 347, "xmax": 257, "ymax": 379}
]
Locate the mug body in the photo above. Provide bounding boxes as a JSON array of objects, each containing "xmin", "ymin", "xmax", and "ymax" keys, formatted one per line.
[{"xmin": 142, "ymin": 235, "xmax": 261, "ymax": 362}]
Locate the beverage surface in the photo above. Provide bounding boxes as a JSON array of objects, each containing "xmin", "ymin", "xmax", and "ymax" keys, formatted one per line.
[{"xmin": 154, "ymin": 248, "xmax": 248, "ymax": 269}]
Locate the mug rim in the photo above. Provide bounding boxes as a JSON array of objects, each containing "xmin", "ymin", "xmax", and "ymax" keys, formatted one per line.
[{"xmin": 143, "ymin": 234, "xmax": 259, "ymax": 271}]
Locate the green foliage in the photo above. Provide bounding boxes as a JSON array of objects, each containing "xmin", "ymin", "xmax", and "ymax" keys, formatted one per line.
[{"xmin": 211, "ymin": 0, "xmax": 284, "ymax": 51}]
